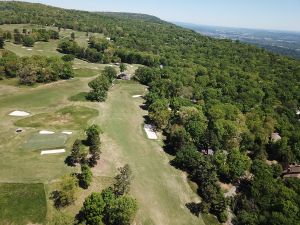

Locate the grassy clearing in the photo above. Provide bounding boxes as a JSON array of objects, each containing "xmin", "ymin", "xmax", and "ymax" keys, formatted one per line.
[
  {"xmin": 15, "ymin": 105, "xmax": 98, "ymax": 130},
  {"xmin": 22, "ymin": 133, "xmax": 68, "ymax": 151},
  {"xmin": 0, "ymin": 183, "xmax": 47, "ymax": 225}
]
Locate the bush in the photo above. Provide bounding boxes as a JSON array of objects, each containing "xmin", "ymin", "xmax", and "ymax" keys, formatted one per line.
[
  {"xmin": 62, "ymin": 54, "xmax": 75, "ymax": 62},
  {"xmin": 80, "ymin": 164, "xmax": 93, "ymax": 189},
  {"xmin": 23, "ymin": 35, "xmax": 35, "ymax": 47},
  {"xmin": 51, "ymin": 174, "xmax": 78, "ymax": 208}
]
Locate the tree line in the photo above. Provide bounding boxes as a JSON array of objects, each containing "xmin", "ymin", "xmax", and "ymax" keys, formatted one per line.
[
  {"xmin": 1, "ymin": 27, "xmax": 59, "ymax": 47},
  {"xmin": 0, "ymin": 50, "xmax": 74, "ymax": 84}
]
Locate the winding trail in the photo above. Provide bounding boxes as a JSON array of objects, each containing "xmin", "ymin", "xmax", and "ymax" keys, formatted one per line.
[{"xmin": 97, "ymin": 81, "xmax": 205, "ymax": 225}]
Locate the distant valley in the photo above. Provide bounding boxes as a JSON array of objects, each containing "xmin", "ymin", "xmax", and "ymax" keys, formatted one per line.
[{"xmin": 175, "ymin": 22, "xmax": 300, "ymax": 59}]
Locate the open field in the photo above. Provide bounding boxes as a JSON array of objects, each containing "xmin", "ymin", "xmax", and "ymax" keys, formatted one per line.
[{"xmin": 0, "ymin": 183, "xmax": 47, "ymax": 225}]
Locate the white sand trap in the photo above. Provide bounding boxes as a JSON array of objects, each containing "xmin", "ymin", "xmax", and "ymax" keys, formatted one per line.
[
  {"xmin": 62, "ymin": 131, "xmax": 72, "ymax": 135},
  {"xmin": 132, "ymin": 95, "xmax": 142, "ymax": 98},
  {"xmin": 41, "ymin": 149, "xmax": 65, "ymax": 155},
  {"xmin": 37, "ymin": 50, "xmax": 44, "ymax": 52},
  {"xmin": 39, "ymin": 130, "xmax": 55, "ymax": 134},
  {"xmin": 9, "ymin": 110, "xmax": 30, "ymax": 117},
  {"xmin": 27, "ymin": 49, "xmax": 33, "ymax": 51},
  {"xmin": 144, "ymin": 124, "xmax": 158, "ymax": 140}
]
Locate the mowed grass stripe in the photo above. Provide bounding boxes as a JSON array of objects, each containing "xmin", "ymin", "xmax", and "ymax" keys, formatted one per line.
[{"xmin": 0, "ymin": 183, "xmax": 47, "ymax": 225}]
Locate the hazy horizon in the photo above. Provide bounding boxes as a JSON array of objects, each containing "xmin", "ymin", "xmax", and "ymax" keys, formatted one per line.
[{"xmin": 19, "ymin": 0, "xmax": 300, "ymax": 32}]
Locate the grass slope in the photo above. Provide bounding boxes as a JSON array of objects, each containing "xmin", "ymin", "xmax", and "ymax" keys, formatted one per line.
[{"xmin": 0, "ymin": 183, "xmax": 47, "ymax": 225}]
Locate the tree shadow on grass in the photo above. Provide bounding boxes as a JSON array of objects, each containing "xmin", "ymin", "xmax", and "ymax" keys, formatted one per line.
[
  {"xmin": 64, "ymin": 156, "xmax": 76, "ymax": 167},
  {"xmin": 186, "ymin": 202, "xmax": 201, "ymax": 217},
  {"xmin": 139, "ymin": 104, "xmax": 148, "ymax": 110},
  {"xmin": 143, "ymin": 115, "xmax": 152, "ymax": 125},
  {"xmin": 49, "ymin": 190, "xmax": 62, "ymax": 209}
]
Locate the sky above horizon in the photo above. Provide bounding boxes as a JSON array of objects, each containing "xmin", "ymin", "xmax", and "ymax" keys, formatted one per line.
[{"xmin": 22, "ymin": 0, "xmax": 300, "ymax": 32}]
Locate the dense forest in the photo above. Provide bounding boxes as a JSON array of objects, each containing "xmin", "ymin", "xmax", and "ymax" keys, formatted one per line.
[{"xmin": 0, "ymin": 1, "xmax": 300, "ymax": 224}]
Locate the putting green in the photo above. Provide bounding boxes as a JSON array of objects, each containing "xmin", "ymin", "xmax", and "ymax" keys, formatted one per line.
[{"xmin": 22, "ymin": 133, "xmax": 68, "ymax": 151}]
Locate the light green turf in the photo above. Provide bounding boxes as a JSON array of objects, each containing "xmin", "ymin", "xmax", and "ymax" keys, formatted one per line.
[
  {"xmin": 22, "ymin": 133, "xmax": 68, "ymax": 151},
  {"xmin": 94, "ymin": 80, "xmax": 206, "ymax": 225},
  {"xmin": 0, "ymin": 183, "xmax": 47, "ymax": 225},
  {"xmin": 15, "ymin": 105, "xmax": 99, "ymax": 130},
  {"xmin": 68, "ymin": 92, "xmax": 89, "ymax": 102},
  {"xmin": 202, "ymin": 214, "xmax": 220, "ymax": 225},
  {"xmin": 73, "ymin": 68, "xmax": 101, "ymax": 77}
]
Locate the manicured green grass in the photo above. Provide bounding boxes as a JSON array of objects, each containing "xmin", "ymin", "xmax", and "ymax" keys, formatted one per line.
[
  {"xmin": 15, "ymin": 105, "xmax": 99, "ymax": 130},
  {"xmin": 22, "ymin": 133, "xmax": 68, "ymax": 151},
  {"xmin": 74, "ymin": 68, "xmax": 100, "ymax": 77},
  {"xmin": 68, "ymin": 92, "xmax": 89, "ymax": 102},
  {"xmin": 0, "ymin": 183, "xmax": 47, "ymax": 225}
]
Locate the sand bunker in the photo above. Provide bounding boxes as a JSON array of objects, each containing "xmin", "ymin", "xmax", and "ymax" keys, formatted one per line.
[
  {"xmin": 37, "ymin": 50, "xmax": 44, "ymax": 52},
  {"xmin": 39, "ymin": 130, "xmax": 55, "ymax": 134},
  {"xmin": 41, "ymin": 149, "xmax": 65, "ymax": 155},
  {"xmin": 61, "ymin": 131, "xmax": 72, "ymax": 135},
  {"xmin": 9, "ymin": 110, "xmax": 30, "ymax": 117},
  {"xmin": 144, "ymin": 124, "xmax": 158, "ymax": 140},
  {"xmin": 132, "ymin": 95, "xmax": 142, "ymax": 98},
  {"xmin": 27, "ymin": 49, "xmax": 33, "ymax": 51}
]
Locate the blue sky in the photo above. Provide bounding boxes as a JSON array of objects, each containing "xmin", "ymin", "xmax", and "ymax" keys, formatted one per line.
[{"xmin": 23, "ymin": 0, "xmax": 300, "ymax": 32}]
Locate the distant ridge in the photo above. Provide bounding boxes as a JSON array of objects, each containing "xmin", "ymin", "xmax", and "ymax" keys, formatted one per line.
[{"xmin": 174, "ymin": 21, "xmax": 300, "ymax": 59}]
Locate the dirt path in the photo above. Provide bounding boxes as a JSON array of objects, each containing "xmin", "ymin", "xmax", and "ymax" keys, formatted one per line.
[{"xmin": 96, "ymin": 81, "xmax": 204, "ymax": 225}]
